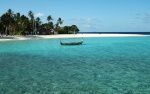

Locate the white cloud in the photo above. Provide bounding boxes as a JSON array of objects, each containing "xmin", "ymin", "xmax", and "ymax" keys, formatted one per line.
[
  {"xmin": 143, "ymin": 13, "xmax": 150, "ymax": 23},
  {"xmin": 34, "ymin": 13, "xmax": 44, "ymax": 17},
  {"xmin": 83, "ymin": 18, "xmax": 90, "ymax": 21},
  {"xmin": 82, "ymin": 24, "xmax": 91, "ymax": 28},
  {"xmin": 135, "ymin": 13, "xmax": 141, "ymax": 16},
  {"xmin": 70, "ymin": 18, "xmax": 84, "ymax": 21},
  {"xmin": 134, "ymin": 13, "xmax": 150, "ymax": 23},
  {"xmin": 70, "ymin": 18, "xmax": 101, "ymax": 22}
]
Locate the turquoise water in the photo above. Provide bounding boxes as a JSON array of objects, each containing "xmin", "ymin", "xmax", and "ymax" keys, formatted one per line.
[{"xmin": 0, "ymin": 36, "xmax": 150, "ymax": 94}]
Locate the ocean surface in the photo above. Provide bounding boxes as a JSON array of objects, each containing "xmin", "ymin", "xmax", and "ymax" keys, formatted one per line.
[
  {"xmin": 0, "ymin": 36, "xmax": 150, "ymax": 94},
  {"xmin": 78, "ymin": 32, "xmax": 150, "ymax": 35}
]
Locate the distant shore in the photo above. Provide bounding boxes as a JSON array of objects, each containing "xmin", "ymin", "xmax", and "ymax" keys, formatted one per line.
[{"xmin": 0, "ymin": 34, "xmax": 150, "ymax": 42}]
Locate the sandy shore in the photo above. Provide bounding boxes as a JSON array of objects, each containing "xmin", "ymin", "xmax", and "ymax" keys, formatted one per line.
[{"xmin": 0, "ymin": 34, "xmax": 149, "ymax": 42}]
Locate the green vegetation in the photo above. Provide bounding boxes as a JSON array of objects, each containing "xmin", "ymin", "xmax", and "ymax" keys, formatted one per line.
[{"xmin": 0, "ymin": 9, "xmax": 79, "ymax": 36}]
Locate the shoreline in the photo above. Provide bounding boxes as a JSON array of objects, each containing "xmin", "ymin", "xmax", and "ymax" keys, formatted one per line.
[{"xmin": 0, "ymin": 34, "xmax": 149, "ymax": 42}]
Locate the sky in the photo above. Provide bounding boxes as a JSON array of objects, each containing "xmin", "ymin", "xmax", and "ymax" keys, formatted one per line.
[{"xmin": 0, "ymin": 0, "xmax": 150, "ymax": 32}]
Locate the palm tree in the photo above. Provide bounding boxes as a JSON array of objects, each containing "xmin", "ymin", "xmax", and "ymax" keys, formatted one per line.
[
  {"xmin": 55, "ymin": 17, "xmax": 63, "ymax": 29},
  {"xmin": 28, "ymin": 11, "xmax": 34, "ymax": 21},
  {"xmin": 35, "ymin": 17, "xmax": 41, "ymax": 27},
  {"xmin": 36, "ymin": 17, "xmax": 41, "ymax": 23},
  {"xmin": 6, "ymin": 9, "xmax": 14, "ymax": 35},
  {"xmin": 57, "ymin": 18, "xmax": 63, "ymax": 26},
  {"xmin": 20, "ymin": 15, "xmax": 29, "ymax": 35},
  {"xmin": 35, "ymin": 17, "xmax": 41, "ymax": 34},
  {"xmin": 7, "ymin": 9, "xmax": 13, "ymax": 15},
  {"xmin": 47, "ymin": 15, "xmax": 53, "ymax": 23},
  {"xmin": 28, "ymin": 10, "xmax": 34, "ymax": 34},
  {"xmin": 0, "ymin": 13, "xmax": 9, "ymax": 35},
  {"xmin": 0, "ymin": 9, "xmax": 80, "ymax": 35},
  {"xmin": 71, "ymin": 25, "xmax": 79, "ymax": 34},
  {"xmin": 14, "ymin": 12, "xmax": 21, "ymax": 34},
  {"xmin": 0, "ymin": 9, "xmax": 14, "ymax": 35},
  {"xmin": 0, "ymin": 17, "xmax": 4, "ymax": 36}
]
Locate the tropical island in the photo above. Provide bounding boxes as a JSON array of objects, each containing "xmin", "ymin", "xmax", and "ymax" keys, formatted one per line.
[
  {"xmin": 0, "ymin": 9, "xmax": 79, "ymax": 37},
  {"xmin": 0, "ymin": 9, "xmax": 149, "ymax": 41}
]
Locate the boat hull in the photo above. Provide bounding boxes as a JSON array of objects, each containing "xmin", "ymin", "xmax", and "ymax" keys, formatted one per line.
[{"xmin": 60, "ymin": 41, "xmax": 83, "ymax": 45}]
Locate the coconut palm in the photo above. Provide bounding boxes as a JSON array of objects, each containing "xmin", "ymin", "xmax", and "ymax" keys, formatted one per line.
[
  {"xmin": 71, "ymin": 25, "xmax": 79, "ymax": 34},
  {"xmin": 28, "ymin": 11, "xmax": 34, "ymax": 21},
  {"xmin": 55, "ymin": 17, "xmax": 63, "ymax": 29},
  {"xmin": 20, "ymin": 15, "xmax": 29, "ymax": 35},
  {"xmin": 7, "ymin": 9, "xmax": 13, "ymax": 15},
  {"xmin": 47, "ymin": 15, "xmax": 53, "ymax": 23},
  {"xmin": 14, "ymin": 12, "xmax": 21, "ymax": 34},
  {"xmin": 35, "ymin": 17, "xmax": 41, "ymax": 27},
  {"xmin": 0, "ymin": 13, "xmax": 9, "ymax": 35},
  {"xmin": 6, "ymin": 9, "xmax": 14, "ymax": 35},
  {"xmin": 57, "ymin": 18, "xmax": 63, "ymax": 26},
  {"xmin": 36, "ymin": 17, "xmax": 41, "ymax": 23},
  {"xmin": 0, "ymin": 9, "xmax": 14, "ymax": 35},
  {"xmin": 28, "ymin": 10, "xmax": 34, "ymax": 34},
  {"xmin": 0, "ymin": 17, "xmax": 4, "ymax": 36},
  {"xmin": 35, "ymin": 17, "xmax": 41, "ymax": 34}
]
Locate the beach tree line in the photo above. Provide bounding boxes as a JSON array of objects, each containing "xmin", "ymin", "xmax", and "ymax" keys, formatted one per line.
[{"xmin": 0, "ymin": 9, "xmax": 79, "ymax": 36}]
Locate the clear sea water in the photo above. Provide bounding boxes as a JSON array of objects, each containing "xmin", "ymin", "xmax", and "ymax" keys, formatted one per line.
[{"xmin": 0, "ymin": 36, "xmax": 150, "ymax": 94}]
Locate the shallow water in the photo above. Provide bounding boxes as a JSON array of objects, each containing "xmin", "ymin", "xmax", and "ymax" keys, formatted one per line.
[{"xmin": 0, "ymin": 36, "xmax": 150, "ymax": 94}]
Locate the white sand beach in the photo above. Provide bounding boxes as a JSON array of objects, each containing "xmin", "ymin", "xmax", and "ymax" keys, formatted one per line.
[{"xmin": 0, "ymin": 34, "xmax": 149, "ymax": 42}]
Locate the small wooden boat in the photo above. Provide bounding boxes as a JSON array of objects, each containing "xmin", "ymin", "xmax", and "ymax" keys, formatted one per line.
[{"xmin": 60, "ymin": 38, "xmax": 83, "ymax": 45}]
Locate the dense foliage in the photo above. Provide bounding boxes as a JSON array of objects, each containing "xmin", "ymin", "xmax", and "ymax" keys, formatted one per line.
[{"xmin": 0, "ymin": 9, "xmax": 79, "ymax": 35}]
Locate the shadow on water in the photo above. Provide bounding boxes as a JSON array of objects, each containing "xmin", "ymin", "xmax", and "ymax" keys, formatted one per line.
[{"xmin": 0, "ymin": 36, "xmax": 16, "ymax": 39}]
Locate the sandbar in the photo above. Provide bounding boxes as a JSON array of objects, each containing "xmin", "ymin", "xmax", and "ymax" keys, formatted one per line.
[{"xmin": 0, "ymin": 34, "xmax": 149, "ymax": 42}]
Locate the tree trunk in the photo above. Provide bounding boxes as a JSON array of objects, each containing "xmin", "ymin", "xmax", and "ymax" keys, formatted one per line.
[{"xmin": 5, "ymin": 26, "xmax": 7, "ymax": 36}]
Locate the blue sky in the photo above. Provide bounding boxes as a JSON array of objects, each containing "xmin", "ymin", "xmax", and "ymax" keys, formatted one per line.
[{"xmin": 0, "ymin": 0, "xmax": 150, "ymax": 32}]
